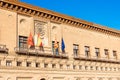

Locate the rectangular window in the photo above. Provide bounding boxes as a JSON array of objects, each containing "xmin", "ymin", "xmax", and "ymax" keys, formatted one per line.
[
  {"xmin": 26, "ymin": 62, "xmax": 31, "ymax": 67},
  {"xmin": 19, "ymin": 36, "xmax": 28, "ymax": 48},
  {"xmin": 73, "ymin": 65, "xmax": 76, "ymax": 69},
  {"xmin": 52, "ymin": 64, "xmax": 56, "ymax": 68},
  {"xmin": 6, "ymin": 60, "xmax": 12, "ymax": 66},
  {"xmin": 67, "ymin": 64, "xmax": 70, "ymax": 69},
  {"xmin": 79, "ymin": 65, "xmax": 82, "ymax": 70},
  {"xmin": 96, "ymin": 66, "xmax": 98, "ymax": 70},
  {"xmin": 85, "ymin": 66, "xmax": 88, "ymax": 70},
  {"xmin": 73, "ymin": 44, "xmax": 79, "ymax": 57},
  {"xmin": 95, "ymin": 48, "xmax": 100, "ymax": 58},
  {"xmin": 113, "ymin": 50, "xmax": 117, "ymax": 59},
  {"xmin": 113, "ymin": 50, "xmax": 117, "ymax": 56},
  {"xmin": 44, "ymin": 63, "xmax": 48, "ymax": 68},
  {"xmin": 104, "ymin": 49, "xmax": 108, "ymax": 55},
  {"xmin": 60, "ymin": 64, "xmax": 63, "ymax": 69},
  {"xmin": 85, "ymin": 46, "xmax": 90, "ymax": 57},
  {"xmin": 36, "ymin": 63, "xmax": 40, "ymax": 67},
  {"xmin": 17, "ymin": 61, "xmax": 22, "ymax": 66},
  {"xmin": 52, "ymin": 41, "xmax": 59, "ymax": 55}
]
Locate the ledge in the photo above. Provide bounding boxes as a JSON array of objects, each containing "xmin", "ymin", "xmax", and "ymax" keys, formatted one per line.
[{"xmin": 74, "ymin": 56, "xmax": 120, "ymax": 64}]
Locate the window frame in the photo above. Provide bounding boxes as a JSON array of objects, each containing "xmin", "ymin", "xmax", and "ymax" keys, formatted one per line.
[
  {"xmin": 95, "ymin": 48, "xmax": 100, "ymax": 58},
  {"xmin": 73, "ymin": 44, "xmax": 79, "ymax": 57},
  {"xmin": 17, "ymin": 61, "xmax": 22, "ymax": 67},
  {"xmin": 26, "ymin": 62, "xmax": 31, "ymax": 67},
  {"xmin": 19, "ymin": 36, "xmax": 28, "ymax": 48},
  {"xmin": 6, "ymin": 60, "xmax": 12, "ymax": 66},
  {"xmin": 85, "ymin": 46, "xmax": 90, "ymax": 57}
]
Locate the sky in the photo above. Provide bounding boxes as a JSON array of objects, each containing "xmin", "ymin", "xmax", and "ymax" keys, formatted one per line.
[{"xmin": 20, "ymin": 0, "xmax": 120, "ymax": 30}]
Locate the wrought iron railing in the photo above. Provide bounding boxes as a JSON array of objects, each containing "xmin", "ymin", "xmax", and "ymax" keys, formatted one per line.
[
  {"xmin": 74, "ymin": 54, "xmax": 120, "ymax": 64},
  {"xmin": 14, "ymin": 47, "xmax": 68, "ymax": 59},
  {"xmin": 0, "ymin": 44, "xmax": 8, "ymax": 53}
]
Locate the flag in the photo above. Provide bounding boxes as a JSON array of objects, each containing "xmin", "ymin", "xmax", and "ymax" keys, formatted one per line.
[
  {"xmin": 27, "ymin": 32, "xmax": 34, "ymax": 48},
  {"xmin": 54, "ymin": 37, "xmax": 58, "ymax": 49},
  {"xmin": 37, "ymin": 33, "xmax": 43, "ymax": 47},
  {"xmin": 61, "ymin": 38, "xmax": 65, "ymax": 52},
  {"xmin": 34, "ymin": 34, "xmax": 38, "ymax": 46}
]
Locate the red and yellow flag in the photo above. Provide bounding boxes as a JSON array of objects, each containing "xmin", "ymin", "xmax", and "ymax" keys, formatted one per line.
[
  {"xmin": 54, "ymin": 37, "xmax": 58, "ymax": 49},
  {"xmin": 37, "ymin": 33, "xmax": 43, "ymax": 47},
  {"xmin": 27, "ymin": 32, "xmax": 34, "ymax": 48}
]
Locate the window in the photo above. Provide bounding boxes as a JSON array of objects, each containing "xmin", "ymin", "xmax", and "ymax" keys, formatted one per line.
[
  {"xmin": 90, "ymin": 66, "xmax": 93, "ymax": 70},
  {"xmin": 73, "ymin": 44, "xmax": 79, "ymax": 57},
  {"xmin": 52, "ymin": 41, "xmax": 59, "ymax": 55},
  {"xmin": 101, "ymin": 67, "xmax": 103, "ymax": 71},
  {"xmin": 26, "ymin": 62, "xmax": 31, "ymax": 67},
  {"xmin": 52, "ymin": 64, "xmax": 56, "ymax": 68},
  {"xmin": 19, "ymin": 36, "xmax": 28, "ymax": 48},
  {"xmin": 79, "ymin": 65, "xmax": 82, "ymax": 70},
  {"xmin": 17, "ymin": 61, "xmax": 22, "ymax": 66},
  {"xmin": 104, "ymin": 49, "xmax": 109, "ymax": 58},
  {"xmin": 85, "ymin": 46, "xmax": 90, "ymax": 57},
  {"xmin": 104, "ymin": 49, "xmax": 108, "ymax": 55},
  {"xmin": 105, "ymin": 67, "xmax": 107, "ymax": 71},
  {"xmin": 96, "ymin": 66, "xmax": 98, "ymax": 70},
  {"xmin": 44, "ymin": 63, "xmax": 48, "ymax": 68},
  {"xmin": 36, "ymin": 63, "xmax": 40, "ymax": 67},
  {"xmin": 109, "ymin": 67, "xmax": 112, "ymax": 71},
  {"xmin": 113, "ymin": 50, "xmax": 117, "ymax": 59},
  {"xmin": 85, "ymin": 66, "xmax": 88, "ymax": 70},
  {"xmin": 60, "ymin": 64, "xmax": 63, "ymax": 69},
  {"xmin": 73, "ymin": 65, "xmax": 76, "ymax": 69},
  {"xmin": 6, "ymin": 60, "xmax": 12, "ymax": 66},
  {"xmin": 66, "ymin": 64, "xmax": 70, "ymax": 69},
  {"xmin": 114, "ymin": 68, "xmax": 116, "ymax": 71},
  {"xmin": 95, "ymin": 48, "xmax": 100, "ymax": 58}
]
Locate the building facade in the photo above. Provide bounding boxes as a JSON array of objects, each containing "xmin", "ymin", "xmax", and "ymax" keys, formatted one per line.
[{"xmin": 0, "ymin": 0, "xmax": 120, "ymax": 80}]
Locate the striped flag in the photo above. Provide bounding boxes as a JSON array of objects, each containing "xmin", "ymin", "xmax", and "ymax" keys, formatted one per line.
[
  {"xmin": 37, "ymin": 33, "xmax": 43, "ymax": 47},
  {"xmin": 54, "ymin": 37, "xmax": 58, "ymax": 49},
  {"xmin": 27, "ymin": 32, "xmax": 34, "ymax": 48}
]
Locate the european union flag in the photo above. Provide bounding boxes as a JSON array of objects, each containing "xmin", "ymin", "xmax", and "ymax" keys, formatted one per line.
[{"xmin": 61, "ymin": 38, "xmax": 65, "ymax": 53}]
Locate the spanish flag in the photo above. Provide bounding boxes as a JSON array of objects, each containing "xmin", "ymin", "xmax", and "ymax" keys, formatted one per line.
[
  {"xmin": 37, "ymin": 33, "xmax": 43, "ymax": 47},
  {"xmin": 27, "ymin": 32, "xmax": 34, "ymax": 48}
]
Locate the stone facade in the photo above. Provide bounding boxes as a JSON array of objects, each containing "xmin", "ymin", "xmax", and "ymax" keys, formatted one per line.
[{"xmin": 0, "ymin": 0, "xmax": 120, "ymax": 80}]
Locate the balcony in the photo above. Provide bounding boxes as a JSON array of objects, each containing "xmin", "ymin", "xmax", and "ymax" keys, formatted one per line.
[
  {"xmin": 74, "ymin": 54, "xmax": 120, "ymax": 64},
  {"xmin": 14, "ymin": 47, "xmax": 68, "ymax": 59},
  {"xmin": 0, "ymin": 44, "xmax": 8, "ymax": 54}
]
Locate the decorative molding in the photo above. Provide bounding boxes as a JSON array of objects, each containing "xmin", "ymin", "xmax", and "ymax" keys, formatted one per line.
[{"xmin": 0, "ymin": 0, "xmax": 120, "ymax": 37}]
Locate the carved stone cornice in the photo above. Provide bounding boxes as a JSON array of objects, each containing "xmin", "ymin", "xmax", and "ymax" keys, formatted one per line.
[{"xmin": 0, "ymin": 0, "xmax": 120, "ymax": 37}]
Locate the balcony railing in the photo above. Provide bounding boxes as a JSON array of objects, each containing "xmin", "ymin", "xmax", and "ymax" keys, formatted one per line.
[
  {"xmin": 0, "ymin": 44, "xmax": 8, "ymax": 54},
  {"xmin": 14, "ymin": 47, "xmax": 68, "ymax": 59},
  {"xmin": 74, "ymin": 54, "xmax": 120, "ymax": 64}
]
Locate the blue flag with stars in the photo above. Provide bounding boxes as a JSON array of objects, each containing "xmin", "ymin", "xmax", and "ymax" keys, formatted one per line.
[{"xmin": 61, "ymin": 38, "xmax": 65, "ymax": 52}]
